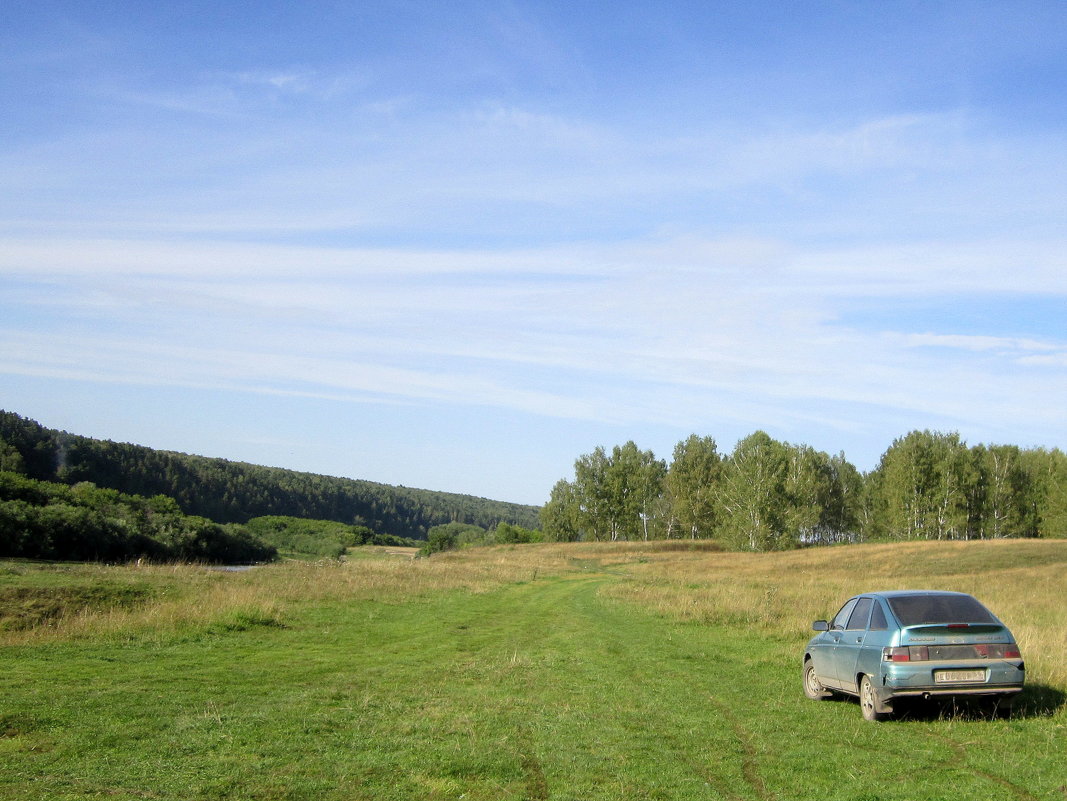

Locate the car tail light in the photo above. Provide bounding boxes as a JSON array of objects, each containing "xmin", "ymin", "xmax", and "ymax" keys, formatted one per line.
[
  {"xmin": 975, "ymin": 643, "xmax": 1022, "ymax": 659},
  {"xmin": 989, "ymin": 644, "xmax": 1022, "ymax": 659},
  {"xmin": 883, "ymin": 646, "xmax": 929, "ymax": 662}
]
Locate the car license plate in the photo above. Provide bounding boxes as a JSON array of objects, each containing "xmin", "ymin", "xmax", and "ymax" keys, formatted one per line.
[{"xmin": 934, "ymin": 669, "xmax": 986, "ymax": 684}]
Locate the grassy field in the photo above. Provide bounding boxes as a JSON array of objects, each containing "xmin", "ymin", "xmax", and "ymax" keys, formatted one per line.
[{"xmin": 2, "ymin": 541, "xmax": 1066, "ymax": 800}]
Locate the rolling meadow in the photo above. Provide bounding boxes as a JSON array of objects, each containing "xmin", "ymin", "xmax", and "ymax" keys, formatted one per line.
[{"xmin": 2, "ymin": 540, "xmax": 1066, "ymax": 800}]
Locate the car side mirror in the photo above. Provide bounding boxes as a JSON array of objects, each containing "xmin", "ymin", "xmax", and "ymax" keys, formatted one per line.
[{"xmin": 812, "ymin": 620, "xmax": 829, "ymax": 632}]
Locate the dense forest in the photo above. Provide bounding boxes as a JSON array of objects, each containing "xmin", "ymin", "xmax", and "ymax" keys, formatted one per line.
[
  {"xmin": 0, "ymin": 471, "xmax": 277, "ymax": 563},
  {"xmin": 541, "ymin": 431, "xmax": 1067, "ymax": 550},
  {"xmin": 0, "ymin": 411, "xmax": 540, "ymax": 540}
]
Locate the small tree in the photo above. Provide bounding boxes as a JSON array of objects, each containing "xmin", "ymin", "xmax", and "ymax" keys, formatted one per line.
[{"xmin": 541, "ymin": 479, "xmax": 583, "ymax": 542}]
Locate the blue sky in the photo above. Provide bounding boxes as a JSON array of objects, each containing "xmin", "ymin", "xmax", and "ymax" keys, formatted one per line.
[{"xmin": 2, "ymin": 1, "xmax": 1065, "ymax": 506}]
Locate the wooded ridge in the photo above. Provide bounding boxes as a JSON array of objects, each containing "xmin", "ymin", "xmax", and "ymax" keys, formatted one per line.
[{"xmin": 0, "ymin": 411, "xmax": 541, "ymax": 541}]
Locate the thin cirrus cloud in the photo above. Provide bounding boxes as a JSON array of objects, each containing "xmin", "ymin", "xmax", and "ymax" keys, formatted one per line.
[{"xmin": 2, "ymin": 233, "xmax": 1062, "ymax": 433}]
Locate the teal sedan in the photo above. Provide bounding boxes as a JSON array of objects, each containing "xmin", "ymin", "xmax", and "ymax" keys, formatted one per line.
[{"xmin": 803, "ymin": 591, "xmax": 1024, "ymax": 720}]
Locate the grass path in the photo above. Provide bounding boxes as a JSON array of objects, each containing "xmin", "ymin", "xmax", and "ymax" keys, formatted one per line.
[{"xmin": 2, "ymin": 559, "xmax": 1065, "ymax": 800}]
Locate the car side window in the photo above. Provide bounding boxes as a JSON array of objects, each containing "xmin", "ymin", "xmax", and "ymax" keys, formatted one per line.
[
  {"xmin": 869, "ymin": 601, "xmax": 889, "ymax": 631},
  {"xmin": 831, "ymin": 599, "xmax": 858, "ymax": 630},
  {"xmin": 845, "ymin": 597, "xmax": 873, "ymax": 630}
]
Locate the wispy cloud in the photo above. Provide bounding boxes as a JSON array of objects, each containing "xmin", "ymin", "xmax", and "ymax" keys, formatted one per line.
[{"xmin": 3, "ymin": 229, "xmax": 1063, "ymax": 450}]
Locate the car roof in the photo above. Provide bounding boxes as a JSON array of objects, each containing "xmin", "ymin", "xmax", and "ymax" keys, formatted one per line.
[{"xmin": 858, "ymin": 590, "xmax": 974, "ymax": 599}]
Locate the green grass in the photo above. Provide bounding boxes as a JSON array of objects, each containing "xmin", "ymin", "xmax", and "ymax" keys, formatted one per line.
[{"xmin": 2, "ymin": 544, "xmax": 1065, "ymax": 800}]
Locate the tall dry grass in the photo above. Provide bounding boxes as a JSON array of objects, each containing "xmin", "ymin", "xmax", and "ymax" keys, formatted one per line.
[{"xmin": 601, "ymin": 539, "xmax": 1067, "ymax": 691}]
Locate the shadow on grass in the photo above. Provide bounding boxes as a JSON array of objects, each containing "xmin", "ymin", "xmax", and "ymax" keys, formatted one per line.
[
  {"xmin": 889, "ymin": 684, "xmax": 1066, "ymax": 722},
  {"xmin": 822, "ymin": 683, "xmax": 1065, "ymax": 722}
]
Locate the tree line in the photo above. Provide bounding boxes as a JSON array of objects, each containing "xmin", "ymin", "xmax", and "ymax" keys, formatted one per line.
[
  {"xmin": 418, "ymin": 520, "xmax": 542, "ymax": 555},
  {"xmin": 540, "ymin": 431, "xmax": 1067, "ymax": 550},
  {"xmin": 0, "ymin": 411, "xmax": 540, "ymax": 540}
]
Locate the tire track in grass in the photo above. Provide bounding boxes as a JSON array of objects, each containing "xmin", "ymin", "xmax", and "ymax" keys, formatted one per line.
[
  {"xmin": 519, "ymin": 748, "xmax": 549, "ymax": 801},
  {"xmin": 705, "ymin": 698, "xmax": 775, "ymax": 801},
  {"xmin": 439, "ymin": 569, "xmax": 781, "ymax": 799},
  {"xmin": 651, "ymin": 696, "xmax": 774, "ymax": 801},
  {"xmin": 555, "ymin": 572, "xmax": 775, "ymax": 800},
  {"xmin": 513, "ymin": 724, "xmax": 549, "ymax": 801},
  {"xmin": 930, "ymin": 732, "xmax": 1039, "ymax": 801},
  {"xmin": 655, "ymin": 726, "xmax": 745, "ymax": 801}
]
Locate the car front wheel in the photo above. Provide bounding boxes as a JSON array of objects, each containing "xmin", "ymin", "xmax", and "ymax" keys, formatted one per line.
[
  {"xmin": 803, "ymin": 660, "xmax": 830, "ymax": 700},
  {"xmin": 859, "ymin": 675, "xmax": 890, "ymax": 721}
]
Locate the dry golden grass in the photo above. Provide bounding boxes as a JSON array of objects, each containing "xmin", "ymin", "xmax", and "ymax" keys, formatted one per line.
[{"xmin": 600, "ymin": 539, "xmax": 1067, "ymax": 691}]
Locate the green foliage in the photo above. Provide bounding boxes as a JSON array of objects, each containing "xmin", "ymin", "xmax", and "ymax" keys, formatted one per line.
[
  {"xmin": 245, "ymin": 516, "xmax": 418, "ymax": 559},
  {"xmin": 717, "ymin": 431, "xmax": 791, "ymax": 551},
  {"xmin": 0, "ymin": 410, "xmax": 539, "ymax": 540},
  {"xmin": 417, "ymin": 521, "xmax": 542, "ymax": 554},
  {"xmin": 0, "ymin": 471, "xmax": 276, "ymax": 564},
  {"xmin": 419, "ymin": 521, "xmax": 543, "ymax": 553},
  {"xmin": 545, "ymin": 428, "xmax": 1067, "ymax": 552},
  {"xmin": 1020, "ymin": 447, "xmax": 1067, "ymax": 538},
  {"xmin": 867, "ymin": 431, "xmax": 1067, "ymax": 542},
  {"xmin": 545, "ymin": 433, "xmax": 859, "ymax": 551},
  {"xmin": 540, "ymin": 479, "xmax": 583, "ymax": 542},
  {"xmin": 492, "ymin": 522, "xmax": 542, "ymax": 544},
  {"xmin": 548, "ymin": 441, "xmax": 666, "ymax": 542},
  {"xmin": 0, "ymin": 439, "xmax": 25, "ymax": 474},
  {"xmin": 420, "ymin": 522, "xmax": 480, "ymax": 555}
]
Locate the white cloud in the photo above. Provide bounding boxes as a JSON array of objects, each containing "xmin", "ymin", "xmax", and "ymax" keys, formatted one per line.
[
  {"xmin": 2, "ymin": 228, "xmax": 1064, "ymax": 449},
  {"xmin": 897, "ymin": 333, "xmax": 1059, "ymax": 354}
]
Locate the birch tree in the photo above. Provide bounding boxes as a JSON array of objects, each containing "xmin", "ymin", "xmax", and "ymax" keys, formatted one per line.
[
  {"xmin": 717, "ymin": 432, "xmax": 790, "ymax": 551},
  {"xmin": 665, "ymin": 435, "xmax": 721, "ymax": 539}
]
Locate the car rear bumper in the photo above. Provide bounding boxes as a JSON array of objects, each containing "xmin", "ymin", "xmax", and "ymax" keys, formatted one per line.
[
  {"xmin": 884, "ymin": 685, "xmax": 1023, "ymax": 699},
  {"xmin": 880, "ymin": 660, "xmax": 1024, "ymax": 701}
]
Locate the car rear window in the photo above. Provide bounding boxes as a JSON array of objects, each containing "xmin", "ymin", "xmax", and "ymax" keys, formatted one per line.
[{"xmin": 887, "ymin": 594, "xmax": 997, "ymax": 626}]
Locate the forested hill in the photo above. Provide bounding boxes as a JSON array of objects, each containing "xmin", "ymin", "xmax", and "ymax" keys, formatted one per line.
[{"xmin": 0, "ymin": 411, "xmax": 540, "ymax": 540}]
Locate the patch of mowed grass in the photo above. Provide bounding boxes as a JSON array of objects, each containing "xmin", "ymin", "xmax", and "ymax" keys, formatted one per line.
[{"xmin": 2, "ymin": 542, "xmax": 1065, "ymax": 800}]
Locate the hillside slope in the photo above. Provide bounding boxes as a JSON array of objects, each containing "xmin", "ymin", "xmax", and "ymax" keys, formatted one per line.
[{"xmin": 0, "ymin": 411, "xmax": 540, "ymax": 539}]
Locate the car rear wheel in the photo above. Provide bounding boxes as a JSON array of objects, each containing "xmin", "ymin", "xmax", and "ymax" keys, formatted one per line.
[
  {"xmin": 859, "ymin": 675, "xmax": 890, "ymax": 721},
  {"xmin": 803, "ymin": 660, "xmax": 830, "ymax": 700}
]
